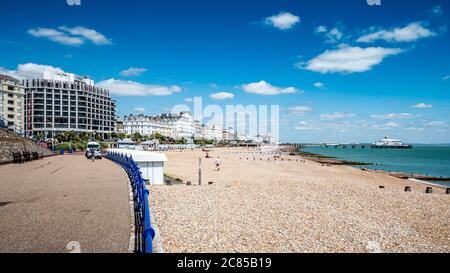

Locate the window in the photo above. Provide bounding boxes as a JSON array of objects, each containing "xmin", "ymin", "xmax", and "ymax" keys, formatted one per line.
[
  {"xmin": 8, "ymin": 107, "xmax": 14, "ymax": 112},
  {"xmin": 8, "ymin": 93, "xmax": 14, "ymax": 98},
  {"xmin": 7, "ymin": 100, "xmax": 14, "ymax": 105},
  {"xmin": 8, "ymin": 114, "xmax": 14, "ymax": 119}
]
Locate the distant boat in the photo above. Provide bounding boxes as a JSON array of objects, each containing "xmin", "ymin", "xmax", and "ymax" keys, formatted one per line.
[{"xmin": 371, "ymin": 136, "xmax": 412, "ymax": 149}]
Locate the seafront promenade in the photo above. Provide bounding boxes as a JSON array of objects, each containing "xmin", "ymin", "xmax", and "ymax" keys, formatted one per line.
[
  {"xmin": 0, "ymin": 155, "xmax": 131, "ymax": 253},
  {"xmin": 151, "ymin": 147, "xmax": 450, "ymax": 253}
]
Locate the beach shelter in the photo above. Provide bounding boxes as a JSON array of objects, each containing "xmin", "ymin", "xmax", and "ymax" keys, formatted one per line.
[{"xmin": 108, "ymin": 149, "xmax": 168, "ymax": 185}]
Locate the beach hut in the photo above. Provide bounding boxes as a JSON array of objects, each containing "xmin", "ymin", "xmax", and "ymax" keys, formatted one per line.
[
  {"xmin": 118, "ymin": 138, "xmax": 136, "ymax": 150},
  {"xmin": 141, "ymin": 140, "xmax": 159, "ymax": 151},
  {"xmin": 108, "ymin": 149, "xmax": 168, "ymax": 185}
]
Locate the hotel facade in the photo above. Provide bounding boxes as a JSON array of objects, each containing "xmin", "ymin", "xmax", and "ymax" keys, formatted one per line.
[{"xmin": 23, "ymin": 72, "xmax": 116, "ymax": 139}]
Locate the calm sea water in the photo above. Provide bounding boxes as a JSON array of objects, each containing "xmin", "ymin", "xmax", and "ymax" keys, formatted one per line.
[{"xmin": 301, "ymin": 146, "xmax": 450, "ymax": 187}]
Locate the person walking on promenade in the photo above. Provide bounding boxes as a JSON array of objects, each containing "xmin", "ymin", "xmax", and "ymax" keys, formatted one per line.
[{"xmin": 215, "ymin": 156, "xmax": 221, "ymax": 171}]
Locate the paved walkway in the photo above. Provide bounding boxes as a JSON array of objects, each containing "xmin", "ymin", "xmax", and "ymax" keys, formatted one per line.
[{"xmin": 0, "ymin": 155, "xmax": 131, "ymax": 253}]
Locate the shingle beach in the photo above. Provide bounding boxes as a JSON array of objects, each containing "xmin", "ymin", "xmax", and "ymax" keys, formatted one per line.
[{"xmin": 150, "ymin": 147, "xmax": 450, "ymax": 253}]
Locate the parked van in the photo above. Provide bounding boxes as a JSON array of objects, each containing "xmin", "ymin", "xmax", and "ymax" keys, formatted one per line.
[{"xmin": 86, "ymin": 142, "xmax": 102, "ymax": 159}]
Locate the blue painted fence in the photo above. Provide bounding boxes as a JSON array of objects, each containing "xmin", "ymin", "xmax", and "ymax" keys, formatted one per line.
[{"xmin": 106, "ymin": 151, "xmax": 155, "ymax": 253}]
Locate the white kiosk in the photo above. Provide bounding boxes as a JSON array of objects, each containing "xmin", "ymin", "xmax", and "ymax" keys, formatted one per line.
[{"xmin": 108, "ymin": 149, "xmax": 168, "ymax": 185}]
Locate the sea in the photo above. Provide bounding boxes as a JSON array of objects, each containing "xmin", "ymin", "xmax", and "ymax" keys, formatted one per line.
[{"xmin": 300, "ymin": 145, "xmax": 450, "ymax": 187}]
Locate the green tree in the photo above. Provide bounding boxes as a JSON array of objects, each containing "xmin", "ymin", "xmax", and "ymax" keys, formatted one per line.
[
  {"xmin": 132, "ymin": 132, "xmax": 143, "ymax": 143},
  {"xmin": 64, "ymin": 131, "xmax": 77, "ymax": 142},
  {"xmin": 55, "ymin": 133, "xmax": 66, "ymax": 143},
  {"xmin": 80, "ymin": 132, "xmax": 89, "ymax": 142}
]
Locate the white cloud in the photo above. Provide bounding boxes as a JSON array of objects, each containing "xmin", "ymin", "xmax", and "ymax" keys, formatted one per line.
[
  {"xmin": 426, "ymin": 121, "xmax": 446, "ymax": 126},
  {"xmin": 412, "ymin": 103, "xmax": 433, "ymax": 109},
  {"xmin": 405, "ymin": 127, "xmax": 424, "ymax": 132},
  {"xmin": 242, "ymin": 80, "xmax": 298, "ymax": 95},
  {"xmin": 0, "ymin": 63, "xmax": 66, "ymax": 79},
  {"xmin": 58, "ymin": 26, "xmax": 112, "ymax": 45},
  {"xmin": 315, "ymin": 25, "xmax": 327, "ymax": 33},
  {"xmin": 185, "ymin": 97, "xmax": 194, "ymax": 103},
  {"xmin": 265, "ymin": 12, "xmax": 300, "ymax": 30},
  {"xmin": 28, "ymin": 26, "xmax": 111, "ymax": 46},
  {"xmin": 301, "ymin": 45, "xmax": 402, "ymax": 73},
  {"xmin": 288, "ymin": 106, "xmax": 312, "ymax": 115},
  {"xmin": 97, "ymin": 79, "xmax": 182, "ymax": 96},
  {"xmin": 313, "ymin": 82, "xmax": 325, "ymax": 89},
  {"xmin": 27, "ymin": 28, "xmax": 84, "ymax": 46},
  {"xmin": 320, "ymin": 112, "xmax": 355, "ymax": 120},
  {"xmin": 443, "ymin": 75, "xmax": 450, "ymax": 80},
  {"xmin": 315, "ymin": 25, "xmax": 345, "ymax": 43},
  {"xmin": 119, "ymin": 67, "xmax": 147, "ymax": 77},
  {"xmin": 326, "ymin": 27, "xmax": 343, "ymax": 43},
  {"xmin": 294, "ymin": 121, "xmax": 321, "ymax": 131},
  {"xmin": 210, "ymin": 92, "xmax": 234, "ymax": 100},
  {"xmin": 357, "ymin": 22, "xmax": 436, "ymax": 43},
  {"xmin": 370, "ymin": 113, "xmax": 415, "ymax": 119},
  {"xmin": 385, "ymin": 122, "xmax": 400, "ymax": 127},
  {"xmin": 133, "ymin": 107, "xmax": 146, "ymax": 113},
  {"xmin": 294, "ymin": 126, "xmax": 314, "ymax": 131}
]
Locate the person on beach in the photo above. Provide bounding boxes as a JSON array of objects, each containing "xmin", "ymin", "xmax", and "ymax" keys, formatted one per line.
[{"xmin": 215, "ymin": 156, "xmax": 221, "ymax": 171}]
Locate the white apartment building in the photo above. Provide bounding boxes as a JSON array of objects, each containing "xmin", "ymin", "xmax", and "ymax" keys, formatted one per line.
[
  {"xmin": 194, "ymin": 120, "xmax": 202, "ymax": 140},
  {"xmin": 123, "ymin": 114, "xmax": 173, "ymax": 137},
  {"xmin": 123, "ymin": 111, "xmax": 195, "ymax": 140},
  {"xmin": 201, "ymin": 125, "xmax": 223, "ymax": 141},
  {"xmin": 23, "ymin": 72, "xmax": 116, "ymax": 139},
  {"xmin": 0, "ymin": 74, "xmax": 25, "ymax": 134},
  {"xmin": 173, "ymin": 111, "xmax": 195, "ymax": 140},
  {"xmin": 222, "ymin": 128, "xmax": 235, "ymax": 142}
]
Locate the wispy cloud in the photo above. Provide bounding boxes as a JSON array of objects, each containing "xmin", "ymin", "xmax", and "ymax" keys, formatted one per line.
[
  {"xmin": 443, "ymin": 75, "xmax": 450, "ymax": 80},
  {"xmin": 315, "ymin": 25, "xmax": 344, "ymax": 43},
  {"xmin": 28, "ymin": 26, "xmax": 111, "ymax": 46},
  {"xmin": 294, "ymin": 121, "xmax": 321, "ymax": 131},
  {"xmin": 210, "ymin": 92, "xmax": 234, "ymax": 100},
  {"xmin": 133, "ymin": 107, "xmax": 146, "ymax": 113},
  {"xmin": 426, "ymin": 121, "xmax": 446, "ymax": 126},
  {"xmin": 265, "ymin": 12, "xmax": 300, "ymax": 30},
  {"xmin": 385, "ymin": 122, "xmax": 400, "ymax": 127},
  {"xmin": 313, "ymin": 82, "xmax": 326, "ymax": 89},
  {"xmin": 288, "ymin": 106, "xmax": 312, "ymax": 115},
  {"xmin": 412, "ymin": 103, "xmax": 432, "ymax": 109},
  {"xmin": 58, "ymin": 26, "xmax": 112, "ymax": 45},
  {"xmin": 356, "ymin": 22, "xmax": 436, "ymax": 43},
  {"xmin": 405, "ymin": 127, "xmax": 424, "ymax": 132},
  {"xmin": 27, "ymin": 28, "xmax": 84, "ymax": 46},
  {"xmin": 97, "ymin": 79, "xmax": 182, "ymax": 96},
  {"xmin": 242, "ymin": 81, "xmax": 298, "ymax": 95},
  {"xmin": 320, "ymin": 112, "xmax": 355, "ymax": 120},
  {"xmin": 119, "ymin": 67, "xmax": 147, "ymax": 77},
  {"xmin": 370, "ymin": 113, "xmax": 415, "ymax": 119},
  {"xmin": 428, "ymin": 5, "xmax": 443, "ymax": 17},
  {"xmin": 299, "ymin": 45, "xmax": 402, "ymax": 74}
]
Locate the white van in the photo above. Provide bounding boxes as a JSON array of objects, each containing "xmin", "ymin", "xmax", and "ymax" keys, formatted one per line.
[{"xmin": 86, "ymin": 141, "xmax": 102, "ymax": 159}]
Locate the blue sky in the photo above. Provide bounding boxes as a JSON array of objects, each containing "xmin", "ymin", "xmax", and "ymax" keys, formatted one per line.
[{"xmin": 0, "ymin": 0, "xmax": 449, "ymax": 143}]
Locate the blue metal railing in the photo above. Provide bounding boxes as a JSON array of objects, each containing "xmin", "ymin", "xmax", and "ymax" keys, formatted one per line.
[{"xmin": 106, "ymin": 151, "xmax": 155, "ymax": 253}]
